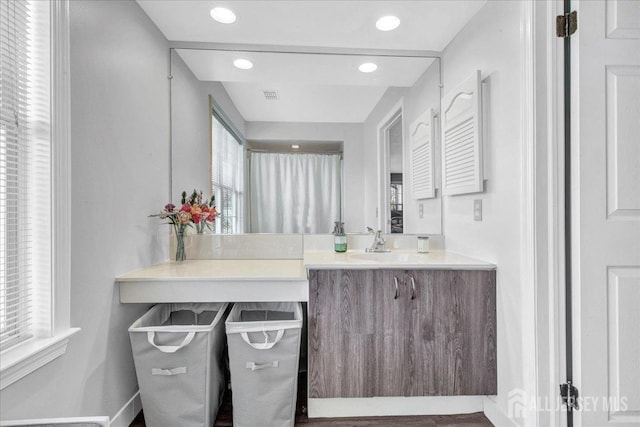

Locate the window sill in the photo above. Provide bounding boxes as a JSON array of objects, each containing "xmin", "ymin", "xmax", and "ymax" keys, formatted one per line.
[{"xmin": 0, "ymin": 328, "xmax": 80, "ymax": 390}]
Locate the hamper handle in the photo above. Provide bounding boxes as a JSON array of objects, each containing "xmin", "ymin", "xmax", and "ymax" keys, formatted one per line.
[
  {"xmin": 147, "ymin": 331, "xmax": 195, "ymax": 353},
  {"xmin": 240, "ymin": 329, "xmax": 285, "ymax": 350},
  {"xmin": 246, "ymin": 361, "xmax": 279, "ymax": 371},
  {"xmin": 152, "ymin": 367, "xmax": 187, "ymax": 376}
]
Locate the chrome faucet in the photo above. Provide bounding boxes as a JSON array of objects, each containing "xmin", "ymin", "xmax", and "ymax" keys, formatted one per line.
[{"xmin": 366, "ymin": 229, "xmax": 389, "ymax": 252}]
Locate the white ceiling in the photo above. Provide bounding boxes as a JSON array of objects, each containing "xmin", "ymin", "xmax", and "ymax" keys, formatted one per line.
[
  {"xmin": 176, "ymin": 50, "xmax": 434, "ymax": 87},
  {"xmin": 138, "ymin": 1, "xmax": 486, "ymax": 123},
  {"xmin": 176, "ymin": 49, "xmax": 434, "ymax": 122},
  {"xmin": 222, "ymin": 82, "xmax": 387, "ymax": 123},
  {"xmin": 137, "ymin": 1, "xmax": 487, "ymax": 52}
]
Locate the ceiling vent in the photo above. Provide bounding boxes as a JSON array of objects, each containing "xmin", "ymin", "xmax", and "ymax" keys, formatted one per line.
[{"xmin": 263, "ymin": 90, "xmax": 279, "ymax": 101}]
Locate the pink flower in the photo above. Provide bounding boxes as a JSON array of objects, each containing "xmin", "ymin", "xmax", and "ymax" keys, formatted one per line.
[
  {"xmin": 206, "ymin": 207, "xmax": 217, "ymax": 222},
  {"xmin": 179, "ymin": 203, "xmax": 191, "ymax": 213},
  {"xmin": 164, "ymin": 203, "xmax": 175, "ymax": 212},
  {"xmin": 178, "ymin": 211, "xmax": 191, "ymax": 224},
  {"xmin": 192, "ymin": 213, "xmax": 202, "ymax": 224}
]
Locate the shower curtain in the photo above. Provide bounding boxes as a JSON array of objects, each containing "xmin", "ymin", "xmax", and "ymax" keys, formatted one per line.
[{"xmin": 250, "ymin": 152, "xmax": 342, "ymax": 234}]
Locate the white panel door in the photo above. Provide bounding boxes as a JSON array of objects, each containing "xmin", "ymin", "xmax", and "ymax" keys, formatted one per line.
[{"xmin": 573, "ymin": 1, "xmax": 640, "ymax": 426}]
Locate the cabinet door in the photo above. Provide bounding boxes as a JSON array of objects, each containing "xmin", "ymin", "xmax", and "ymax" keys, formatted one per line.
[
  {"xmin": 309, "ymin": 269, "xmax": 496, "ymax": 398},
  {"xmin": 376, "ymin": 269, "xmax": 414, "ymax": 397},
  {"xmin": 309, "ymin": 269, "xmax": 379, "ymax": 398},
  {"xmin": 409, "ymin": 269, "xmax": 497, "ymax": 395}
]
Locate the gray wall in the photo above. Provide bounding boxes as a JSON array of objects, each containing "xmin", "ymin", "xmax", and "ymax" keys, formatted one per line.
[
  {"xmin": 363, "ymin": 87, "xmax": 407, "ymax": 230},
  {"xmin": 170, "ymin": 51, "xmax": 210, "ymax": 202},
  {"xmin": 402, "ymin": 61, "xmax": 442, "ymax": 234},
  {"xmin": 440, "ymin": 1, "xmax": 525, "ymax": 422},
  {"xmin": 171, "ymin": 52, "xmax": 247, "ymax": 203},
  {"xmin": 0, "ymin": 0, "xmax": 170, "ymax": 419},
  {"xmin": 362, "ymin": 59, "xmax": 442, "ymax": 235}
]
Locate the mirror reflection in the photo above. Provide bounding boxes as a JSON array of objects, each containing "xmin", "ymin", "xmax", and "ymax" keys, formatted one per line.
[{"xmin": 170, "ymin": 49, "xmax": 441, "ymax": 234}]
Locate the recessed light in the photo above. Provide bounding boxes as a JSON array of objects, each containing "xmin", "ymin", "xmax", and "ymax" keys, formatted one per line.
[
  {"xmin": 210, "ymin": 7, "xmax": 236, "ymax": 24},
  {"xmin": 233, "ymin": 59, "xmax": 253, "ymax": 70},
  {"xmin": 359, "ymin": 63, "xmax": 378, "ymax": 73},
  {"xmin": 291, "ymin": 144, "xmax": 300, "ymax": 149},
  {"xmin": 376, "ymin": 15, "xmax": 400, "ymax": 31}
]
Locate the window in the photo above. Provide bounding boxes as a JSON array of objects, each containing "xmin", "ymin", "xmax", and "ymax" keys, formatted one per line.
[
  {"xmin": 0, "ymin": 0, "xmax": 76, "ymax": 389},
  {"xmin": 0, "ymin": 0, "xmax": 51, "ymax": 351},
  {"xmin": 210, "ymin": 99, "xmax": 244, "ymax": 234}
]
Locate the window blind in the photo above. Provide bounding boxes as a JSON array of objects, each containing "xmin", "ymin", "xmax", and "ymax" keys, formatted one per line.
[
  {"xmin": 0, "ymin": 0, "xmax": 51, "ymax": 351},
  {"xmin": 211, "ymin": 114, "xmax": 244, "ymax": 234}
]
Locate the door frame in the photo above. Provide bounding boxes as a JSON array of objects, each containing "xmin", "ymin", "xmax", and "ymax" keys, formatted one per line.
[
  {"xmin": 376, "ymin": 99, "xmax": 404, "ymax": 234},
  {"xmin": 524, "ymin": 0, "xmax": 568, "ymax": 426},
  {"xmin": 489, "ymin": 1, "xmax": 567, "ymax": 426}
]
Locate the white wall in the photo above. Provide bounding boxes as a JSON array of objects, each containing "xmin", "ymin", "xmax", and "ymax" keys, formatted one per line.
[
  {"xmin": 362, "ymin": 60, "xmax": 442, "ymax": 235},
  {"xmin": 245, "ymin": 121, "xmax": 365, "ymax": 233},
  {"xmin": 171, "ymin": 53, "xmax": 247, "ymax": 202},
  {"xmin": 0, "ymin": 0, "xmax": 170, "ymax": 420},
  {"xmin": 441, "ymin": 1, "xmax": 525, "ymax": 424}
]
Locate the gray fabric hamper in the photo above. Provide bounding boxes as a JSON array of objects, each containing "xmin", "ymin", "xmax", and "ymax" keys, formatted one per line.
[
  {"xmin": 128, "ymin": 303, "xmax": 230, "ymax": 427},
  {"xmin": 225, "ymin": 302, "xmax": 303, "ymax": 427}
]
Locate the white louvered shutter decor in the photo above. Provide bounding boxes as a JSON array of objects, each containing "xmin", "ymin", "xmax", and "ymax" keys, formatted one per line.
[
  {"xmin": 441, "ymin": 70, "xmax": 484, "ymax": 196},
  {"xmin": 410, "ymin": 108, "xmax": 435, "ymax": 199}
]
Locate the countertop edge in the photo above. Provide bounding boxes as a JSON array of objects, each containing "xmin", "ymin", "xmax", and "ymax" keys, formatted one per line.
[
  {"xmin": 303, "ymin": 264, "xmax": 496, "ymax": 270},
  {"xmin": 115, "ymin": 276, "xmax": 308, "ymax": 282}
]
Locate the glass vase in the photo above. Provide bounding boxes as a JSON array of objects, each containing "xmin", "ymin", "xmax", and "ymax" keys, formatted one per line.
[{"xmin": 175, "ymin": 226, "xmax": 186, "ymax": 261}]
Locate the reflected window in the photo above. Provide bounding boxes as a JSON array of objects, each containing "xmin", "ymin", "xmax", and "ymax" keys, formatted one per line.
[{"xmin": 211, "ymin": 113, "xmax": 244, "ymax": 234}]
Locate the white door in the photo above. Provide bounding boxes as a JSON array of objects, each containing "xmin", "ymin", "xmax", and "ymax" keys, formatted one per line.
[{"xmin": 572, "ymin": 1, "xmax": 640, "ymax": 426}]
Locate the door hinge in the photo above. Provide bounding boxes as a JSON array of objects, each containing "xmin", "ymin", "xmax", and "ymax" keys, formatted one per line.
[
  {"xmin": 556, "ymin": 11, "xmax": 577, "ymax": 38},
  {"xmin": 560, "ymin": 381, "xmax": 580, "ymax": 410}
]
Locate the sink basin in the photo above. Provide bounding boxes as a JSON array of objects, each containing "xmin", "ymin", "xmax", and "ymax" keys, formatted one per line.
[{"xmin": 348, "ymin": 252, "xmax": 427, "ymax": 263}]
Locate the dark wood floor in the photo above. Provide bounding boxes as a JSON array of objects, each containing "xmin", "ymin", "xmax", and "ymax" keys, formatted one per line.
[
  {"xmin": 131, "ymin": 408, "xmax": 492, "ymax": 427},
  {"xmin": 130, "ymin": 372, "xmax": 493, "ymax": 426}
]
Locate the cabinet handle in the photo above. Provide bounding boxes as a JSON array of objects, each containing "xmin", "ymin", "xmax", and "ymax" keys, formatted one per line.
[
  {"xmin": 393, "ymin": 276, "xmax": 400, "ymax": 300},
  {"xmin": 409, "ymin": 275, "xmax": 416, "ymax": 300}
]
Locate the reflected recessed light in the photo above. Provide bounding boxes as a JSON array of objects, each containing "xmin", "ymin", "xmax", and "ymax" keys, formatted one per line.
[
  {"xmin": 376, "ymin": 15, "xmax": 400, "ymax": 31},
  {"xmin": 210, "ymin": 7, "xmax": 236, "ymax": 24},
  {"xmin": 291, "ymin": 144, "xmax": 300, "ymax": 149},
  {"xmin": 359, "ymin": 63, "xmax": 378, "ymax": 73},
  {"xmin": 233, "ymin": 59, "xmax": 253, "ymax": 70}
]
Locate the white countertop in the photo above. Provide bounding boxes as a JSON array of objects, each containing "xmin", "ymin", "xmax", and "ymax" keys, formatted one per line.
[
  {"xmin": 116, "ymin": 250, "xmax": 494, "ymax": 303},
  {"xmin": 117, "ymin": 259, "xmax": 307, "ymax": 282},
  {"xmin": 303, "ymin": 250, "xmax": 495, "ymax": 270},
  {"xmin": 116, "ymin": 259, "xmax": 308, "ymax": 303}
]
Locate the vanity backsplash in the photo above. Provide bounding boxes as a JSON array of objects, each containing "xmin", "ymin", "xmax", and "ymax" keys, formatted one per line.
[{"xmin": 171, "ymin": 234, "xmax": 445, "ymax": 260}]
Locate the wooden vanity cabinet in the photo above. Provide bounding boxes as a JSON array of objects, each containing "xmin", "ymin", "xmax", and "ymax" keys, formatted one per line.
[{"xmin": 308, "ymin": 269, "xmax": 496, "ymax": 398}]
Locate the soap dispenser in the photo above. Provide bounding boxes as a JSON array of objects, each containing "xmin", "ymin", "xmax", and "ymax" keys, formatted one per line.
[{"xmin": 333, "ymin": 221, "xmax": 347, "ymax": 253}]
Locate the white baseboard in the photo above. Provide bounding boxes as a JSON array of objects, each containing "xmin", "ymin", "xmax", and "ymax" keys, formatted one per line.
[
  {"xmin": 308, "ymin": 396, "xmax": 484, "ymax": 418},
  {"xmin": 483, "ymin": 396, "xmax": 519, "ymax": 427},
  {"xmin": 110, "ymin": 391, "xmax": 141, "ymax": 427}
]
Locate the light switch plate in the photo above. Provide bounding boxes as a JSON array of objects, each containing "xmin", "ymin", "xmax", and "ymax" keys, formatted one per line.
[
  {"xmin": 419, "ymin": 203, "xmax": 424, "ymax": 218},
  {"xmin": 474, "ymin": 199, "xmax": 482, "ymax": 221}
]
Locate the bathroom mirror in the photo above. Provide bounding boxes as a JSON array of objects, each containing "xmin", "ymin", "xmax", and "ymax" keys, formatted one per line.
[{"xmin": 170, "ymin": 48, "xmax": 442, "ymax": 234}]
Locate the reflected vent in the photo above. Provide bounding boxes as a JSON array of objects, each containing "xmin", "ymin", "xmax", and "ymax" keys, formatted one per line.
[{"xmin": 263, "ymin": 90, "xmax": 279, "ymax": 101}]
